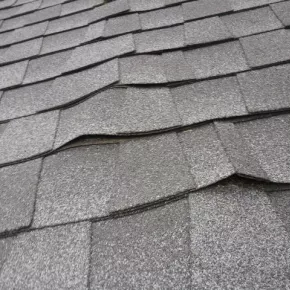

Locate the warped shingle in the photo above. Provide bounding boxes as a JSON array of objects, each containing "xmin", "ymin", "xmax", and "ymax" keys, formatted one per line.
[
  {"xmin": 119, "ymin": 54, "xmax": 167, "ymax": 84},
  {"xmin": 89, "ymin": 0, "xmax": 129, "ymax": 23},
  {"xmin": 189, "ymin": 180, "xmax": 290, "ymax": 289},
  {"xmin": 0, "ymin": 110, "xmax": 59, "ymax": 165},
  {"xmin": 0, "ymin": 61, "xmax": 28, "ymax": 90},
  {"xmin": 0, "ymin": 159, "xmax": 41, "ymax": 233},
  {"xmin": 271, "ymin": 1, "xmax": 290, "ymax": 27},
  {"xmin": 61, "ymin": 0, "xmax": 103, "ymax": 16},
  {"xmin": 184, "ymin": 41, "xmax": 249, "ymax": 79},
  {"xmin": 229, "ymin": 0, "xmax": 281, "ymax": 11},
  {"xmin": 41, "ymin": 27, "xmax": 86, "ymax": 54},
  {"xmin": 103, "ymin": 13, "xmax": 140, "ymax": 37},
  {"xmin": 0, "ymin": 37, "xmax": 42, "ymax": 64},
  {"xmin": 182, "ymin": 0, "xmax": 232, "ymax": 21},
  {"xmin": 237, "ymin": 64, "xmax": 290, "ymax": 112},
  {"xmin": 241, "ymin": 29, "xmax": 290, "ymax": 68},
  {"xmin": 84, "ymin": 20, "xmax": 105, "ymax": 42},
  {"xmin": 185, "ymin": 16, "xmax": 233, "ymax": 46},
  {"xmin": 171, "ymin": 76, "xmax": 247, "ymax": 126},
  {"xmin": 34, "ymin": 145, "xmax": 118, "ymax": 227},
  {"xmin": 91, "ymin": 200, "xmax": 191, "ymax": 289},
  {"xmin": 129, "ymin": 0, "xmax": 165, "ymax": 11},
  {"xmin": 110, "ymin": 133, "xmax": 194, "ymax": 211},
  {"xmin": 0, "ymin": 223, "xmax": 90, "ymax": 290},
  {"xmin": 178, "ymin": 124, "xmax": 235, "ymax": 188},
  {"xmin": 222, "ymin": 7, "xmax": 282, "ymax": 37},
  {"xmin": 139, "ymin": 5, "xmax": 184, "ymax": 30},
  {"xmin": 135, "ymin": 25, "xmax": 184, "ymax": 53},
  {"xmin": 0, "ymin": 80, "xmax": 53, "ymax": 121},
  {"xmin": 23, "ymin": 49, "xmax": 73, "ymax": 84},
  {"xmin": 63, "ymin": 34, "xmax": 135, "ymax": 73}
]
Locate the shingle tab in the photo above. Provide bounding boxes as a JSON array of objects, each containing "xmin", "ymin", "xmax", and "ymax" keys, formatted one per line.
[
  {"xmin": 185, "ymin": 16, "xmax": 233, "ymax": 46},
  {"xmin": 40, "ymin": 0, "xmax": 67, "ymax": 8},
  {"xmin": 0, "ymin": 110, "xmax": 59, "ymax": 165},
  {"xmin": 0, "ymin": 159, "xmax": 41, "ymax": 233},
  {"xmin": 103, "ymin": 13, "xmax": 140, "ymax": 37},
  {"xmin": 84, "ymin": 20, "xmax": 105, "ymax": 42},
  {"xmin": 110, "ymin": 133, "xmax": 194, "ymax": 211},
  {"xmin": 0, "ymin": 222, "xmax": 90, "ymax": 290},
  {"xmin": 91, "ymin": 200, "xmax": 191, "ymax": 289},
  {"xmin": 129, "ymin": 0, "xmax": 165, "ymax": 11},
  {"xmin": 229, "ymin": 0, "xmax": 281, "ymax": 11},
  {"xmin": 271, "ymin": 1, "xmax": 290, "ymax": 27},
  {"xmin": 119, "ymin": 54, "xmax": 167, "ymax": 84},
  {"xmin": 222, "ymin": 7, "xmax": 282, "ymax": 37},
  {"xmin": 171, "ymin": 76, "xmax": 247, "ymax": 125},
  {"xmin": 135, "ymin": 25, "xmax": 184, "ymax": 53},
  {"xmin": 34, "ymin": 145, "xmax": 118, "ymax": 227},
  {"xmin": 184, "ymin": 41, "xmax": 249, "ymax": 79},
  {"xmin": 139, "ymin": 5, "xmax": 184, "ymax": 30},
  {"xmin": 0, "ymin": 0, "xmax": 16, "ymax": 9},
  {"xmin": 61, "ymin": 0, "xmax": 102, "ymax": 16},
  {"xmin": 189, "ymin": 180, "xmax": 290, "ymax": 289},
  {"xmin": 23, "ymin": 49, "xmax": 73, "ymax": 84},
  {"xmin": 0, "ymin": 61, "xmax": 28, "ymax": 90},
  {"xmin": 178, "ymin": 124, "xmax": 235, "ymax": 188},
  {"xmin": 241, "ymin": 29, "xmax": 290, "ymax": 68},
  {"xmin": 182, "ymin": 0, "xmax": 232, "ymax": 21},
  {"xmin": 63, "ymin": 34, "xmax": 135, "ymax": 73},
  {"xmin": 237, "ymin": 64, "xmax": 290, "ymax": 112}
]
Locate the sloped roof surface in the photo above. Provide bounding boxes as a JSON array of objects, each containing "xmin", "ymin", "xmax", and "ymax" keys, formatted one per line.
[{"xmin": 0, "ymin": 0, "xmax": 290, "ymax": 288}]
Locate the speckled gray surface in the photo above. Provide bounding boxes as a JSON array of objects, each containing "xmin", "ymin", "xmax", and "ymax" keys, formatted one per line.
[
  {"xmin": 84, "ymin": 20, "xmax": 105, "ymax": 42},
  {"xmin": 229, "ymin": 0, "xmax": 281, "ymax": 11},
  {"xmin": 129, "ymin": 0, "xmax": 165, "ymax": 11},
  {"xmin": 61, "ymin": 0, "xmax": 102, "ymax": 16},
  {"xmin": 271, "ymin": 1, "xmax": 290, "ymax": 27}
]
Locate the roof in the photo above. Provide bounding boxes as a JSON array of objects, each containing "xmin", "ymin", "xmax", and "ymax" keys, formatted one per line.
[{"xmin": 0, "ymin": 0, "xmax": 290, "ymax": 288}]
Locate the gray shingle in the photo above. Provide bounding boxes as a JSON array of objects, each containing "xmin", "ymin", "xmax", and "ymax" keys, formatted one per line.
[
  {"xmin": 61, "ymin": 0, "xmax": 103, "ymax": 16},
  {"xmin": 178, "ymin": 124, "xmax": 235, "ymax": 188},
  {"xmin": 89, "ymin": 0, "xmax": 129, "ymax": 23},
  {"xmin": 139, "ymin": 5, "xmax": 184, "ymax": 30},
  {"xmin": 0, "ymin": 222, "xmax": 90, "ymax": 290},
  {"xmin": 34, "ymin": 145, "xmax": 118, "ymax": 227},
  {"xmin": 184, "ymin": 41, "xmax": 249, "ymax": 79},
  {"xmin": 14, "ymin": 0, "xmax": 42, "ymax": 17},
  {"xmin": 40, "ymin": 0, "xmax": 67, "ymax": 8},
  {"xmin": 240, "ymin": 29, "xmax": 290, "ymax": 68},
  {"xmin": 0, "ymin": 37, "xmax": 42, "ymax": 64},
  {"xmin": 271, "ymin": 1, "xmax": 290, "ymax": 27},
  {"xmin": 237, "ymin": 64, "xmax": 290, "ymax": 112},
  {"xmin": 0, "ymin": 0, "xmax": 16, "ymax": 9},
  {"xmin": 134, "ymin": 25, "xmax": 184, "ymax": 53},
  {"xmin": 0, "ymin": 80, "xmax": 53, "ymax": 121},
  {"xmin": 0, "ymin": 5, "xmax": 20, "ymax": 20},
  {"xmin": 91, "ymin": 200, "xmax": 191, "ymax": 289},
  {"xmin": 41, "ymin": 27, "xmax": 86, "ymax": 54},
  {"xmin": 229, "ymin": 0, "xmax": 281, "ymax": 11},
  {"xmin": 63, "ymin": 34, "xmax": 135, "ymax": 73},
  {"xmin": 110, "ymin": 133, "xmax": 194, "ymax": 211},
  {"xmin": 0, "ymin": 61, "xmax": 28, "ymax": 90},
  {"xmin": 236, "ymin": 115, "xmax": 290, "ymax": 183},
  {"xmin": 84, "ymin": 20, "xmax": 105, "ymax": 42},
  {"xmin": 162, "ymin": 50, "xmax": 195, "ymax": 82},
  {"xmin": 0, "ymin": 159, "xmax": 41, "ymax": 233},
  {"xmin": 23, "ymin": 49, "xmax": 73, "ymax": 84},
  {"xmin": 0, "ymin": 110, "xmax": 59, "ymax": 165},
  {"xmin": 182, "ymin": 0, "xmax": 232, "ymax": 21},
  {"xmin": 171, "ymin": 76, "xmax": 247, "ymax": 126},
  {"xmin": 185, "ymin": 16, "xmax": 233, "ymax": 46},
  {"xmin": 103, "ymin": 13, "xmax": 140, "ymax": 37},
  {"xmin": 0, "ymin": 238, "xmax": 13, "ymax": 272},
  {"xmin": 119, "ymin": 54, "xmax": 167, "ymax": 84},
  {"xmin": 222, "ymin": 7, "xmax": 282, "ymax": 37},
  {"xmin": 189, "ymin": 180, "xmax": 290, "ymax": 289},
  {"xmin": 14, "ymin": 0, "xmax": 34, "ymax": 5},
  {"xmin": 129, "ymin": 0, "xmax": 165, "ymax": 11},
  {"xmin": 0, "ymin": 13, "xmax": 27, "ymax": 32}
]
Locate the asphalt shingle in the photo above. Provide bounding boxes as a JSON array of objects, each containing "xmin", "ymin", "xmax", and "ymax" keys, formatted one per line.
[
  {"xmin": 34, "ymin": 145, "xmax": 118, "ymax": 227},
  {"xmin": 134, "ymin": 25, "xmax": 184, "ymax": 53},
  {"xmin": 119, "ymin": 54, "xmax": 167, "ymax": 84},
  {"xmin": 0, "ymin": 238, "xmax": 13, "ymax": 272},
  {"xmin": 91, "ymin": 200, "xmax": 191, "ymax": 289},
  {"xmin": 229, "ymin": 0, "xmax": 281, "ymax": 11},
  {"xmin": 0, "ymin": 5, "xmax": 20, "ymax": 20},
  {"xmin": 103, "ymin": 13, "xmax": 140, "ymax": 37},
  {"xmin": 23, "ymin": 49, "xmax": 73, "ymax": 84},
  {"xmin": 139, "ymin": 5, "xmax": 184, "ymax": 30},
  {"xmin": 0, "ymin": 222, "xmax": 90, "ymax": 290},
  {"xmin": 110, "ymin": 133, "xmax": 194, "ymax": 211},
  {"xmin": 0, "ymin": 159, "xmax": 41, "ymax": 233},
  {"xmin": 83, "ymin": 20, "xmax": 105, "ymax": 42},
  {"xmin": 222, "ymin": 7, "xmax": 282, "ymax": 37},
  {"xmin": 184, "ymin": 41, "xmax": 249, "ymax": 79},
  {"xmin": 189, "ymin": 180, "xmax": 290, "ymax": 289},
  {"xmin": 240, "ymin": 29, "xmax": 290, "ymax": 68},
  {"xmin": 0, "ymin": 110, "xmax": 59, "ymax": 165},
  {"xmin": 0, "ymin": 0, "xmax": 16, "ymax": 9},
  {"xmin": 271, "ymin": 1, "xmax": 290, "ymax": 27},
  {"xmin": 185, "ymin": 16, "xmax": 233, "ymax": 46},
  {"xmin": 178, "ymin": 124, "xmax": 235, "ymax": 188},
  {"xmin": 63, "ymin": 34, "xmax": 135, "ymax": 73},
  {"xmin": 61, "ymin": 0, "xmax": 103, "ymax": 16},
  {"xmin": 40, "ymin": 0, "xmax": 67, "ymax": 8},
  {"xmin": 0, "ymin": 61, "xmax": 28, "ymax": 90},
  {"xmin": 237, "ymin": 64, "xmax": 290, "ymax": 112},
  {"xmin": 129, "ymin": 0, "xmax": 165, "ymax": 11},
  {"xmin": 171, "ymin": 76, "xmax": 247, "ymax": 126}
]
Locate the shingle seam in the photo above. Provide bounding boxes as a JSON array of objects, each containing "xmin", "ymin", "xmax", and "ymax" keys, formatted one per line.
[
  {"xmin": 86, "ymin": 221, "xmax": 93, "ymax": 290},
  {"xmin": 231, "ymin": 0, "xmax": 286, "ymax": 12},
  {"xmin": 50, "ymin": 109, "xmax": 61, "ymax": 150},
  {"xmin": 269, "ymin": 2, "xmax": 288, "ymax": 27}
]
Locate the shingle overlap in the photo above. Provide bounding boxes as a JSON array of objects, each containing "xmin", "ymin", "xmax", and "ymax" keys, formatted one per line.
[{"xmin": 271, "ymin": 1, "xmax": 290, "ymax": 27}]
